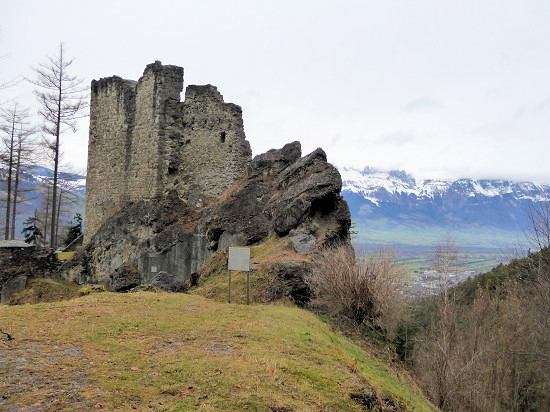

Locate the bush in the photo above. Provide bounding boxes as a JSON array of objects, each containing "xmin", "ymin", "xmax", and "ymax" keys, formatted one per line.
[{"xmin": 307, "ymin": 246, "xmax": 407, "ymax": 335}]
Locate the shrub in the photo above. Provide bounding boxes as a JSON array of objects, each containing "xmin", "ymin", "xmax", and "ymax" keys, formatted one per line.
[{"xmin": 307, "ymin": 245, "xmax": 407, "ymax": 335}]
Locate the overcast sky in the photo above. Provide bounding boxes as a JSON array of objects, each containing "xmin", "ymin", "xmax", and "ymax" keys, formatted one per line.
[{"xmin": 2, "ymin": 0, "xmax": 550, "ymax": 181}]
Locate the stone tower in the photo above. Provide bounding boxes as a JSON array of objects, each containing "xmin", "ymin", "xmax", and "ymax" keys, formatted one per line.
[{"xmin": 84, "ymin": 62, "xmax": 252, "ymax": 242}]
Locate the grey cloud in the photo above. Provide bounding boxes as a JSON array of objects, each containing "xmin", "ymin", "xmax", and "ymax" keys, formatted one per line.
[
  {"xmin": 374, "ymin": 131, "xmax": 416, "ymax": 146},
  {"xmin": 403, "ymin": 96, "xmax": 441, "ymax": 112},
  {"xmin": 514, "ymin": 97, "xmax": 550, "ymax": 119}
]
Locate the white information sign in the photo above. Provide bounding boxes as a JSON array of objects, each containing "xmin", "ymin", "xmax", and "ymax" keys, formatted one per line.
[{"xmin": 228, "ymin": 247, "xmax": 251, "ymax": 271}]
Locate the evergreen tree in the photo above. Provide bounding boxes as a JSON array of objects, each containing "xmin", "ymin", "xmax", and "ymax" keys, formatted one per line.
[
  {"xmin": 64, "ymin": 212, "xmax": 82, "ymax": 246},
  {"xmin": 21, "ymin": 212, "xmax": 43, "ymax": 244}
]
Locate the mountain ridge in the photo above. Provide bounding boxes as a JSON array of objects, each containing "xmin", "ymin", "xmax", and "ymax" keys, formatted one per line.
[
  {"xmin": 338, "ymin": 166, "xmax": 549, "ymax": 252},
  {"xmin": 0, "ymin": 166, "xmax": 86, "ymax": 239},
  {"xmin": 339, "ymin": 166, "xmax": 550, "ymax": 206}
]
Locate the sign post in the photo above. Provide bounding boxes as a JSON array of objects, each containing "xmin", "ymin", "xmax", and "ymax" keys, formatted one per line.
[
  {"xmin": 228, "ymin": 247, "xmax": 251, "ymax": 304},
  {"xmin": 247, "ymin": 271, "xmax": 250, "ymax": 305}
]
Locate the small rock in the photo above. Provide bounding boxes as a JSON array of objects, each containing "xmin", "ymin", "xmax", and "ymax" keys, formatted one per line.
[
  {"xmin": 110, "ymin": 263, "xmax": 141, "ymax": 292},
  {"xmin": 289, "ymin": 234, "xmax": 316, "ymax": 254},
  {"xmin": 150, "ymin": 271, "xmax": 185, "ymax": 292}
]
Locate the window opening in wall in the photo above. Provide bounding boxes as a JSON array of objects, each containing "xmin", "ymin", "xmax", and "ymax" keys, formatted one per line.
[{"xmin": 220, "ymin": 132, "xmax": 226, "ymax": 143}]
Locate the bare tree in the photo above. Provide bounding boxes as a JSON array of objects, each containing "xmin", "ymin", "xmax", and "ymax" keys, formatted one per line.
[
  {"xmin": 31, "ymin": 161, "xmax": 83, "ymax": 247},
  {"xmin": 413, "ymin": 230, "xmax": 550, "ymax": 411},
  {"xmin": 526, "ymin": 201, "xmax": 550, "ymax": 248},
  {"xmin": 54, "ymin": 168, "xmax": 84, "ymax": 244},
  {"xmin": 0, "ymin": 104, "xmax": 16, "ymax": 239},
  {"xmin": 29, "ymin": 42, "xmax": 88, "ymax": 248},
  {"xmin": 0, "ymin": 103, "xmax": 32, "ymax": 239},
  {"xmin": 519, "ymin": 202, "xmax": 550, "ymax": 335},
  {"xmin": 416, "ymin": 235, "xmax": 461, "ymax": 409},
  {"xmin": 0, "ymin": 36, "xmax": 21, "ymax": 106},
  {"xmin": 433, "ymin": 234, "xmax": 460, "ymax": 304},
  {"xmin": 9, "ymin": 118, "xmax": 35, "ymax": 239},
  {"xmin": 415, "ymin": 280, "xmax": 548, "ymax": 411},
  {"xmin": 36, "ymin": 180, "xmax": 52, "ymax": 245},
  {"xmin": 523, "ymin": 201, "xmax": 550, "ymax": 383},
  {"xmin": 0, "ymin": 70, "xmax": 17, "ymax": 100}
]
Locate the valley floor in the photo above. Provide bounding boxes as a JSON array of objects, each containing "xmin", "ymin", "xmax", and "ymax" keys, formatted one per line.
[{"xmin": 355, "ymin": 241, "xmax": 516, "ymax": 297}]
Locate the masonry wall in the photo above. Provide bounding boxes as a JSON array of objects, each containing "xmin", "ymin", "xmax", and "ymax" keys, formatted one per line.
[
  {"xmin": 127, "ymin": 62, "xmax": 183, "ymax": 202},
  {"xmin": 84, "ymin": 62, "xmax": 252, "ymax": 242},
  {"xmin": 85, "ymin": 76, "xmax": 136, "ymax": 241},
  {"xmin": 174, "ymin": 85, "xmax": 252, "ymax": 208}
]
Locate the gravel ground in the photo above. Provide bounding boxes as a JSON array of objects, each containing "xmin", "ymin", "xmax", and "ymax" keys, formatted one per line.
[{"xmin": 0, "ymin": 340, "xmax": 97, "ymax": 411}]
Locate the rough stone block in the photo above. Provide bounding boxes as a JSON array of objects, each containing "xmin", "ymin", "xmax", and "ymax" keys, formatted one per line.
[
  {"xmin": 1, "ymin": 275, "xmax": 27, "ymax": 304},
  {"xmin": 110, "ymin": 263, "xmax": 141, "ymax": 292},
  {"xmin": 289, "ymin": 234, "xmax": 317, "ymax": 254}
]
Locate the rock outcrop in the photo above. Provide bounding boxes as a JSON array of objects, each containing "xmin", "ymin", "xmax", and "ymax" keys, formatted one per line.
[
  {"xmin": 0, "ymin": 245, "xmax": 59, "ymax": 303},
  {"xmin": 62, "ymin": 142, "xmax": 350, "ymax": 293},
  {"xmin": 62, "ymin": 62, "xmax": 351, "ymax": 295}
]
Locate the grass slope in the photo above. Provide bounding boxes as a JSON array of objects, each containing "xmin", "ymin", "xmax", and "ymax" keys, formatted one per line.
[
  {"xmin": 0, "ymin": 292, "xmax": 436, "ymax": 411},
  {"xmin": 192, "ymin": 235, "xmax": 310, "ymax": 304}
]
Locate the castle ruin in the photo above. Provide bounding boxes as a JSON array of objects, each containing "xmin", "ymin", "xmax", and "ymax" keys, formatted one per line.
[
  {"xmin": 85, "ymin": 61, "xmax": 252, "ymax": 242},
  {"xmin": 74, "ymin": 61, "xmax": 350, "ymax": 293}
]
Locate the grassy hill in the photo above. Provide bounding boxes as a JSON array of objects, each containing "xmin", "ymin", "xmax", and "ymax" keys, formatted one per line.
[
  {"xmin": 0, "ymin": 291, "xmax": 437, "ymax": 411},
  {"xmin": 190, "ymin": 235, "xmax": 311, "ymax": 305}
]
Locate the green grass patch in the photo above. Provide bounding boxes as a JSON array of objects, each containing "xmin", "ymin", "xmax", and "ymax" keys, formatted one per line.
[
  {"xmin": 6, "ymin": 277, "xmax": 87, "ymax": 305},
  {"xmin": 0, "ymin": 292, "xmax": 437, "ymax": 411}
]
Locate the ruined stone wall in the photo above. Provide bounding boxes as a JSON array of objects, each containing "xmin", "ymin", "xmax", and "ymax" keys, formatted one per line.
[
  {"xmin": 84, "ymin": 62, "xmax": 252, "ymax": 242},
  {"xmin": 174, "ymin": 85, "xmax": 252, "ymax": 208},
  {"xmin": 127, "ymin": 62, "xmax": 183, "ymax": 202},
  {"xmin": 85, "ymin": 76, "xmax": 136, "ymax": 241}
]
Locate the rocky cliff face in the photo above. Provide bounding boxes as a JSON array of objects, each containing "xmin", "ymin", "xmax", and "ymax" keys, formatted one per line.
[
  {"xmin": 0, "ymin": 245, "xmax": 59, "ymax": 303},
  {"xmin": 62, "ymin": 142, "xmax": 351, "ymax": 293}
]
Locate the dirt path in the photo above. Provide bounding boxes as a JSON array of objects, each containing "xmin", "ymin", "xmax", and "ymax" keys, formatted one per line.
[{"xmin": 0, "ymin": 340, "xmax": 97, "ymax": 411}]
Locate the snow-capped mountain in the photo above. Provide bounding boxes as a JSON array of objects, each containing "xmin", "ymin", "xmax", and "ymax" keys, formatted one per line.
[
  {"xmin": 339, "ymin": 166, "xmax": 550, "ymax": 246},
  {"xmin": 0, "ymin": 166, "xmax": 86, "ymax": 238},
  {"xmin": 340, "ymin": 166, "xmax": 550, "ymax": 206}
]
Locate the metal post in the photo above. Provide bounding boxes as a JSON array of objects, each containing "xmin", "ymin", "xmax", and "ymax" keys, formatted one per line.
[
  {"xmin": 228, "ymin": 270, "xmax": 231, "ymax": 303},
  {"xmin": 246, "ymin": 271, "xmax": 250, "ymax": 305}
]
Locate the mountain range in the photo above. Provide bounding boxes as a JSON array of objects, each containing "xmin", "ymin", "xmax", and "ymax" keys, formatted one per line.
[
  {"xmin": 339, "ymin": 166, "xmax": 549, "ymax": 250},
  {"xmin": 0, "ymin": 167, "xmax": 85, "ymax": 239},
  {"xmin": 3, "ymin": 164, "xmax": 547, "ymax": 254}
]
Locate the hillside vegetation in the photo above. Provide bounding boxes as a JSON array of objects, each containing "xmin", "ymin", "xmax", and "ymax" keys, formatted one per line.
[
  {"xmin": 400, "ymin": 248, "xmax": 550, "ymax": 411},
  {"xmin": 0, "ymin": 291, "xmax": 437, "ymax": 411},
  {"xmin": 190, "ymin": 235, "xmax": 310, "ymax": 305}
]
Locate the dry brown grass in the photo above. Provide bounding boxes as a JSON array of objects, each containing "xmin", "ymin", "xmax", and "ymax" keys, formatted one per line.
[
  {"xmin": 307, "ymin": 246, "xmax": 407, "ymax": 336},
  {"xmin": 192, "ymin": 235, "xmax": 312, "ymax": 305}
]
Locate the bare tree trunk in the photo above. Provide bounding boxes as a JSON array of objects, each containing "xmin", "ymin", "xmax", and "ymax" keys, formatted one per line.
[
  {"xmin": 4, "ymin": 106, "xmax": 16, "ymax": 240},
  {"xmin": 55, "ymin": 187, "xmax": 63, "ymax": 247},
  {"xmin": 49, "ymin": 53, "xmax": 63, "ymax": 249},
  {"xmin": 43, "ymin": 184, "xmax": 50, "ymax": 245},
  {"xmin": 30, "ymin": 43, "xmax": 88, "ymax": 247},
  {"xmin": 10, "ymin": 130, "xmax": 22, "ymax": 239}
]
